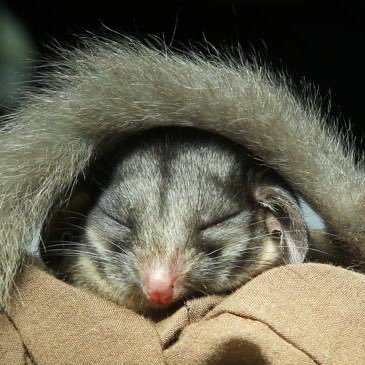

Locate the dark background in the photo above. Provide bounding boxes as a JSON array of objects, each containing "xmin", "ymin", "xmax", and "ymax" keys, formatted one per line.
[{"xmin": 1, "ymin": 0, "xmax": 365, "ymax": 147}]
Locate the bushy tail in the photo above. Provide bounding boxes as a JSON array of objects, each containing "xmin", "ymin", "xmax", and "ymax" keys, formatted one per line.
[{"xmin": 1, "ymin": 38, "xmax": 364, "ymax": 310}]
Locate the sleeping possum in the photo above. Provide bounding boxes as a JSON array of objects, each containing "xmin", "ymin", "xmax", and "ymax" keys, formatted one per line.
[
  {"xmin": 41, "ymin": 127, "xmax": 309, "ymax": 313},
  {"xmin": 2, "ymin": 38, "xmax": 365, "ymax": 313}
]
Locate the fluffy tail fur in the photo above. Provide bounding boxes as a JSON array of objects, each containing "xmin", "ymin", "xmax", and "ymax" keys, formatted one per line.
[{"xmin": 1, "ymin": 38, "xmax": 364, "ymax": 311}]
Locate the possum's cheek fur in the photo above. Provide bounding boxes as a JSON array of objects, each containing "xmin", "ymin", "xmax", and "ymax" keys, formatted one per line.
[
  {"xmin": 70, "ymin": 227, "xmax": 284, "ymax": 312},
  {"xmin": 70, "ymin": 229, "xmax": 200, "ymax": 312},
  {"xmin": 244, "ymin": 238, "xmax": 284, "ymax": 277},
  {"xmin": 189, "ymin": 237, "xmax": 283, "ymax": 295},
  {"xmin": 71, "ymin": 255, "xmax": 147, "ymax": 311}
]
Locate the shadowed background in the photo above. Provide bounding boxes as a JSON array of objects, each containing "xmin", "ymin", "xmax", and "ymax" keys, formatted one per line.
[{"xmin": 1, "ymin": 0, "xmax": 364, "ymax": 148}]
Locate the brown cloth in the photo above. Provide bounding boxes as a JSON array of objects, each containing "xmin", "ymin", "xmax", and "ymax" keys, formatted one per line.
[{"xmin": 1, "ymin": 263, "xmax": 365, "ymax": 365}]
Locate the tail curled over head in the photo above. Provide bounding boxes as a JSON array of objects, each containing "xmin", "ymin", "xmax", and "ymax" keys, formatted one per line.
[{"xmin": 1, "ymin": 37, "xmax": 364, "ymax": 311}]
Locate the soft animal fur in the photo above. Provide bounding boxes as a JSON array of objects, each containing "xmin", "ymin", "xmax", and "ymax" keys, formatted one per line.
[
  {"xmin": 1, "ymin": 38, "xmax": 364, "ymax": 312},
  {"xmin": 40, "ymin": 127, "xmax": 309, "ymax": 313}
]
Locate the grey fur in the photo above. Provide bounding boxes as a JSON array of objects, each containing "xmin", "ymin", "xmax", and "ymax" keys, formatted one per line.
[
  {"xmin": 1, "ymin": 38, "xmax": 364, "ymax": 311},
  {"xmin": 41, "ymin": 128, "xmax": 307, "ymax": 312}
]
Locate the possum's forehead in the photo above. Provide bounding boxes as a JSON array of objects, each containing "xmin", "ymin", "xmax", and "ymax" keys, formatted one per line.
[{"xmin": 98, "ymin": 137, "xmax": 249, "ymax": 227}]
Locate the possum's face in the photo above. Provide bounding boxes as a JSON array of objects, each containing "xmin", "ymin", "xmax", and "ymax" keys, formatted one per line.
[{"xmin": 65, "ymin": 130, "xmax": 308, "ymax": 313}]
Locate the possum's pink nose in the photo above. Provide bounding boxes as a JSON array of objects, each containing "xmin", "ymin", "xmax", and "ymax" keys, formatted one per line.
[{"xmin": 142, "ymin": 266, "xmax": 176, "ymax": 305}]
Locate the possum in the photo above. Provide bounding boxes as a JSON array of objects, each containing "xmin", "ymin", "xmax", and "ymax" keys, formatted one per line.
[
  {"xmin": 40, "ymin": 127, "xmax": 308, "ymax": 313},
  {"xmin": 1, "ymin": 38, "xmax": 365, "ymax": 312}
]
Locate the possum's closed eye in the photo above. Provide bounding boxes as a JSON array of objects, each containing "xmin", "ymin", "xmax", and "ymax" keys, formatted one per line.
[
  {"xmin": 97, "ymin": 205, "xmax": 132, "ymax": 229},
  {"xmin": 41, "ymin": 127, "xmax": 308, "ymax": 313},
  {"xmin": 199, "ymin": 209, "xmax": 245, "ymax": 231}
]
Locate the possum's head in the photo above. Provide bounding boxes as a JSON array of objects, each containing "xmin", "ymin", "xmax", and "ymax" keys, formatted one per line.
[{"xmin": 43, "ymin": 128, "xmax": 308, "ymax": 313}]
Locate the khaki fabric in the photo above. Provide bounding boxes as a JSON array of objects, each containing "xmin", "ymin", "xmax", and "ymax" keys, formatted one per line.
[{"xmin": 1, "ymin": 263, "xmax": 365, "ymax": 365}]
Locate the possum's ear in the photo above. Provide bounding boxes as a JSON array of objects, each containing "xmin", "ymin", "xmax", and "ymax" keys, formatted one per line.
[{"xmin": 254, "ymin": 186, "xmax": 308, "ymax": 263}]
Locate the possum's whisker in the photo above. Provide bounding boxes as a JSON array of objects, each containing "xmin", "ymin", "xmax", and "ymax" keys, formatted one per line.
[
  {"xmin": 242, "ymin": 232, "xmax": 277, "ymax": 243},
  {"xmin": 45, "ymin": 246, "xmax": 128, "ymax": 265},
  {"xmin": 46, "ymin": 240, "xmax": 127, "ymax": 257},
  {"xmin": 202, "ymin": 246, "xmax": 226, "ymax": 256},
  {"xmin": 276, "ymin": 242, "xmax": 336, "ymax": 257},
  {"xmin": 62, "ymin": 210, "xmax": 91, "ymax": 219}
]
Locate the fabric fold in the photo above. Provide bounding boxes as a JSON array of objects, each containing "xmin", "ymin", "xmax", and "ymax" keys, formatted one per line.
[{"xmin": 2, "ymin": 263, "xmax": 365, "ymax": 364}]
